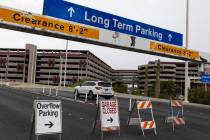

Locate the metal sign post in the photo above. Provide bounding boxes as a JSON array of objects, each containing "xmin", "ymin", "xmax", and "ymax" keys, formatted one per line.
[{"xmin": 29, "ymin": 110, "xmax": 35, "ymax": 140}]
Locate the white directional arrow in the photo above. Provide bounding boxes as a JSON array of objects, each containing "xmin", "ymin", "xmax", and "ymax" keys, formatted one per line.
[
  {"xmin": 168, "ymin": 34, "xmax": 172, "ymax": 41},
  {"xmin": 68, "ymin": 7, "xmax": 75, "ymax": 18}
]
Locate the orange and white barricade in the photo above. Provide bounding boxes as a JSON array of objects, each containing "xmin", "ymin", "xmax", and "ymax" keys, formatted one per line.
[
  {"xmin": 137, "ymin": 100, "xmax": 157, "ymax": 136},
  {"xmin": 127, "ymin": 99, "xmax": 157, "ymax": 136},
  {"xmin": 165, "ymin": 99, "xmax": 185, "ymax": 132}
]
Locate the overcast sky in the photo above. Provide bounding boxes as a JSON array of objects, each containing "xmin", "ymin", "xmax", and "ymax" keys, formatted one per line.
[{"xmin": 0, "ymin": 0, "xmax": 210, "ymax": 69}]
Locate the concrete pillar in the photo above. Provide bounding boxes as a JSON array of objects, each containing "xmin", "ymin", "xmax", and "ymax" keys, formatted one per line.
[{"xmin": 26, "ymin": 44, "xmax": 37, "ymax": 84}]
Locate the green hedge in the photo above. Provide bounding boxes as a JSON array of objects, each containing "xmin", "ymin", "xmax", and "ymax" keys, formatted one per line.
[
  {"xmin": 131, "ymin": 89, "xmax": 142, "ymax": 95},
  {"xmin": 189, "ymin": 87, "xmax": 210, "ymax": 105},
  {"xmin": 113, "ymin": 83, "xmax": 128, "ymax": 93},
  {"xmin": 147, "ymin": 81, "xmax": 181, "ymax": 99}
]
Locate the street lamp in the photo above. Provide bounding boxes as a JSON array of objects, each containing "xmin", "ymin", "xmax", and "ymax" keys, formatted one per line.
[
  {"xmin": 184, "ymin": 0, "xmax": 189, "ymax": 102},
  {"xmin": 63, "ymin": 40, "xmax": 68, "ymax": 87},
  {"xmin": 59, "ymin": 56, "xmax": 63, "ymax": 87}
]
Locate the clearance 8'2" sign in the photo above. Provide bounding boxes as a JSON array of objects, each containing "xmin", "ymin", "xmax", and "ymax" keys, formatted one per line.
[{"xmin": 0, "ymin": 6, "xmax": 99, "ymax": 40}]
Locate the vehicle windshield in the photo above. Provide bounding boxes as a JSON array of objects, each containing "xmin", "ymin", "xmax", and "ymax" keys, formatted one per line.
[{"xmin": 98, "ymin": 82, "xmax": 112, "ymax": 87}]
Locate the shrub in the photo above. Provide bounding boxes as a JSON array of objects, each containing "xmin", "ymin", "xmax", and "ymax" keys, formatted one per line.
[
  {"xmin": 113, "ymin": 83, "xmax": 128, "ymax": 93},
  {"xmin": 131, "ymin": 89, "xmax": 142, "ymax": 95},
  {"xmin": 147, "ymin": 81, "xmax": 181, "ymax": 99},
  {"xmin": 189, "ymin": 87, "xmax": 210, "ymax": 105}
]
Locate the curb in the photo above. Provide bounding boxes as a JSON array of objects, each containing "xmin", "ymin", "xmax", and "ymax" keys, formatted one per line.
[{"xmin": 115, "ymin": 93, "xmax": 210, "ymax": 109}]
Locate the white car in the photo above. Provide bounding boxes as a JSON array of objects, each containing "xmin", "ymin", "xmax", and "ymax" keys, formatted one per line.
[{"xmin": 74, "ymin": 81, "xmax": 114, "ymax": 99}]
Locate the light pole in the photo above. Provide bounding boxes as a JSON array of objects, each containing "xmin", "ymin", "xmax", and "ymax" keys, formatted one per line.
[
  {"xmin": 59, "ymin": 56, "xmax": 63, "ymax": 87},
  {"xmin": 184, "ymin": 0, "xmax": 189, "ymax": 102},
  {"xmin": 63, "ymin": 40, "xmax": 68, "ymax": 87}
]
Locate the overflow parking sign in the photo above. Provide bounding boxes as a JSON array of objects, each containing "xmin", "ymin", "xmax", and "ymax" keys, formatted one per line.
[{"xmin": 34, "ymin": 100, "xmax": 62, "ymax": 135}]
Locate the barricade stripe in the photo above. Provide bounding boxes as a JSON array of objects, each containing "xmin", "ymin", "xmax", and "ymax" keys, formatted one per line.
[
  {"xmin": 171, "ymin": 100, "xmax": 178, "ymax": 106},
  {"xmin": 173, "ymin": 117, "xmax": 185, "ymax": 125},
  {"xmin": 178, "ymin": 118, "xmax": 183, "ymax": 125},
  {"xmin": 141, "ymin": 121, "xmax": 156, "ymax": 129},
  {"xmin": 171, "ymin": 100, "xmax": 182, "ymax": 107},
  {"xmin": 174, "ymin": 118, "xmax": 180, "ymax": 125},
  {"xmin": 179, "ymin": 100, "xmax": 183, "ymax": 106},
  {"xmin": 179, "ymin": 118, "xmax": 185, "ymax": 124},
  {"xmin": 137, "ymin": 101, "xmax": 153, "ymax": 109},
  {"xmin": 177, "ymin": 118, "xmax": 185, "ymax": 125},
  {"xmin": 139, "ymin": 102, "xmax": 146, "ymax": 109},
  {"xmin": 176, "ymin": 100, "xmax": 182, "ymax": 106},
  {"xmin": 143, "ymin": 121, "xmax": 148, "ymax": 129},
  {"xmin": 149, "ymin": 121, "xmax": 155, "ymax": 129},
  {"xmin": 146, "ymin": 101, "xmax": 152, "ymax": 108}
]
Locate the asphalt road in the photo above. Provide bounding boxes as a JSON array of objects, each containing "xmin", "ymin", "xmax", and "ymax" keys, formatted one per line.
[{"xmin": 0, "ymin": 86, "xmax": 210, "ymax": 140}]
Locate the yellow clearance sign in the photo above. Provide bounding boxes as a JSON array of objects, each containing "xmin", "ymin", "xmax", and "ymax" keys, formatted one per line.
[
  {"xmin": 0, "ymin": 7, "xmax": 99, "ymax": 40},
  {"xmin": 150, "ymin": 42, "xmax": 200, "ymax": 60}
]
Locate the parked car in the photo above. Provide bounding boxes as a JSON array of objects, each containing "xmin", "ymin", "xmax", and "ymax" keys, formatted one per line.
[{"xmin": 74, "ymin": 81, "xmax": 114, "ymax": 99}]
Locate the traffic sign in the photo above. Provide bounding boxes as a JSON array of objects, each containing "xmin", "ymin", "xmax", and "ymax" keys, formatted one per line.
[
  {"xmin": 43, "ymin": 0, "xmax": 183, "ymax": 46},
  {"xmin": 34, "ymin": 100, "xmax": 62, "ymax": 135},
  {"xmin": 201, "ymin": 74, "xmax": 210, "ymax": 83},
  {"xmin": 150, "ymin": 42, "xmax": 200, "ymax": 60},
  {"xmin": 100, "ymin": 100, "xmax": 120, "ymax": 130},
  {"xmin": 0, "ymin": 6, "xmax": 99, "ymax": 40},
  {"xmin": 0, "ymin": 6, "xmax": 205, "ymax": 62}
]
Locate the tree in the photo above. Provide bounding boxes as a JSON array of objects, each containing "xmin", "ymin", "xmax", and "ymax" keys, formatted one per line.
[
  {"xmin": 148, "ymin": 81, "xmax": 181, "ymax": 99},
  {"xmin": 159, "ymin": 81, "xmax": 181, "ymax": 99},
  {"xmin": 112, "ymin": 82, "xmax": 128, "ymax": 93},
  {"xmin": 189, "ymin": 87, "xmax": 210, "ymax": 105},
  {"xmin": 155, "ymin": 59, "xmax": 160, "ymax": 98},
  {"xmin": 144, "ymin": 65, "xmax": 148, "ymax": 96}
]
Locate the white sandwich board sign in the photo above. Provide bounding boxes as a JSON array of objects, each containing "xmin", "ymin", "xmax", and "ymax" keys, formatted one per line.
[
  {"xmin": 34, "ymin": 100, "xmax": 62, "ymax": 135},
  {"xmin": 100, "ymin": 100, "xmax": 120, "ymax": 130}
]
